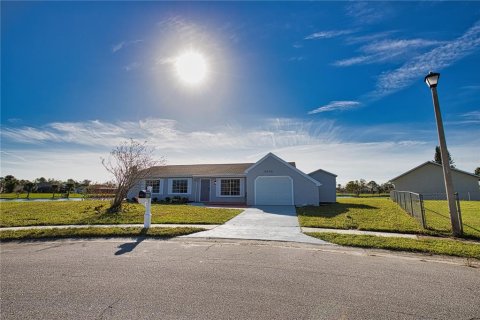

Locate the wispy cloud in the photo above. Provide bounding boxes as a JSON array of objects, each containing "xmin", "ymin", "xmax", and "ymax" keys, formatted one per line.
[
  {"xmin": 462, "ymin": 110, "xmax": 480, "ymax": 119},
  {"xmin": 155, "ymin": 56, "xmax": 176, "ymax": 65},
  {"xmin": 112, "ymin": 39, "xmax": 142, "ymax": 53},
  {"xmin": 345, "ymin": 30, "xmax": 398, "ymax": 45},
  {"xmin": 123, "ymin": 61, "xmax": 141, "ymax": 71},
  {"xmin": 308, "ymin": 101, "xmax": 361, "ymax": 114},
  {"xmin": 345, "ymin": 2, "xmax": 391, "ymax": 25},
  {"xmin": 447, "ymin": 110, "xmax": 480, "ymax": 125},
  {"xmin": 304, "ymin": 29, "xmax": 356, "ymax": 40},
  {"xmin": 370, "ymin": 20, "xmax": 480, "ymax": 99},
  {"xmin": 0, "ymin": 118, "xmax": 340, "ymax": 150},
  {"xmin": 2, "ymin": 117, "xmax": 478, "ymax": 184},
  {"xmin": 334, "ymin": 38, "xmax": 445, "ymax": 67}
]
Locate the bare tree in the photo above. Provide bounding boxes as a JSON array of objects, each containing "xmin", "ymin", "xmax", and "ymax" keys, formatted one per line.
[{"xmin": 102, "ymin": 139, "xmax": 164, "ymax": 213}]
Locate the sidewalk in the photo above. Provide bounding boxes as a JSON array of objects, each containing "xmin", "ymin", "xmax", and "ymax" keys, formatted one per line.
[
  {"xmin": 1, "ymin": 224, "xmax": 446, "ymax": 241},
  {"xmin": 301, "ymin": 227, "xmax": 419, "ymax": 239}
]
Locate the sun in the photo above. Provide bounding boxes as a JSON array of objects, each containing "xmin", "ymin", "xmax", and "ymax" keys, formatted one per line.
[{"xmin": 174, "ymin": 51, "xmax": 208, "ymax": 85}]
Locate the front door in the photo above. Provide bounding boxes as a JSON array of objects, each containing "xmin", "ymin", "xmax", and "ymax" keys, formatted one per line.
[{"xmin": 200, "ymin": 179, "xmax": 210, "ymax": 202}]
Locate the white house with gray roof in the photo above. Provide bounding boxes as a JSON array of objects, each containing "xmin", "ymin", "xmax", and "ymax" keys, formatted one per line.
[
  {"xmin": 127, "ymin": 153, "xmax": 336, "ymax": 206},
  {"xmin": 390, "ymin": 161, "xmax": 480, "ymax": 200}
]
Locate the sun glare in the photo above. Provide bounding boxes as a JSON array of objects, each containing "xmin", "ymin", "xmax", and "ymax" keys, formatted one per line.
[{"xmin": 174, "ymin": 51, "xmax": 208, "ymax": 85}]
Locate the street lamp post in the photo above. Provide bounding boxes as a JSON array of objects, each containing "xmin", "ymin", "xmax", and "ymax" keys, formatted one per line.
[{"xmin": 424, "ymin": 72, "xmax": 463, "ymax": 236}]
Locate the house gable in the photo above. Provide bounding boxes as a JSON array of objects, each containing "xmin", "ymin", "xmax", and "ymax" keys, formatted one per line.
[
  {"xmin": 245, "ymin": 153, "xmax": 321, "ymax": 186},
  {"xmin": 245, "ymin": 153, "xmax": 321, "ymax": 206},
  {"xmin": 389, "ymin": 161, "xmax": 480, "ymax": 200},
  {"xmin": 390, "ymin": 161, "xmax": 480, "ymax": 182}
]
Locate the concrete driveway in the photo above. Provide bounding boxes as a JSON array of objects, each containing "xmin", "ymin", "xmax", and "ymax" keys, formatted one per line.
[{"xmin": 184, "ymin": 205, "xmax": 328, "ymax": 244}]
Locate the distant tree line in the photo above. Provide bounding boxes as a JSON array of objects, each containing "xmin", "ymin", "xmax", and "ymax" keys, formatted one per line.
[
  {"xmin": 336, "ymin": 180, "xmax": 394, "ymax": 196},
  {"xmin": 0, "ymin": 176, "xmax": 115, "ymax": 198}
]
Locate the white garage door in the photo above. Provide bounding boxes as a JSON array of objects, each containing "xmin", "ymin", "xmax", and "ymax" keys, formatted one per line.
[{"xmin": 255, "ymin": 176, "xmax": 293, "ymax": 205}]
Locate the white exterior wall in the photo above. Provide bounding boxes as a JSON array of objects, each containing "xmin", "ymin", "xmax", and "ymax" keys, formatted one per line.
[
  {"xmin": 392, "ymin": 163, "xmax": 480, "ymax": 200},
  {"xmin": 309, "ymin": 171, "xmax": 337, "ymax": 203}
]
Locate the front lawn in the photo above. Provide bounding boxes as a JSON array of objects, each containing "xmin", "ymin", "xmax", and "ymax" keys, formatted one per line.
[
  {"xmin": 0, "ymin": 226, "xmax": 204, "ymax": 241},
  {"xmin": 0, "ymin": 201, "xmax": 243, "ymax": 227},
  {"xmin": 298, "ymin": 198, "xmax": 423, "ymax": 234},
  {"xmin": 424, "ymin": 200, "xmax": 480, "ymax": 239},
  {"xmin": 298, "ymin": 198, "xmax": 480, "ymax": 240},
  {"xmin": 307, "ymin": 232, "xmax": 480, "ymax": 259},
  {"xmin": 0, "ymin": 193, "xmax": 84, "ymax": 199}
]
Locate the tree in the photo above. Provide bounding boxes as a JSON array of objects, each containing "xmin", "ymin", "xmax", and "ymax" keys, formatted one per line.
[
  {"xmin": 35, "ymin": 177, "xmax": 47, "ymax": 183},
  {"xmin": 434, "ymin": 146, "xmax": 455, "ymax": 168},
  {"xmin": 65, "ymin": 181, "xmax": 75, "ymax": 198},
  {"xmin": 24, "ymin": 181, "xmax": 35, "ymax": 199},
  {"xmin": 102, "ymin": 139, "xmax": 164, "ymax": 213},
  {"xmin": 380, "ymin": 182, "xmax": 394, "ymax": 193},
  {"xmin": 366, "ymin": 181, "xmax": 378, "ymax": 194},
  {"xmin": 51, "ymin": 184, "xmax": 59, "ymax": 199},
  {"xmin": 345, "ymin": 180, "xmax": 361, "ymax": 196},
  {"xmin": 3, "ymin": 175, "xmax": 18, "ymax": 193},
  {"xmin": 475, "ymin": 167, "xmax": 480, "ymax": 176}
]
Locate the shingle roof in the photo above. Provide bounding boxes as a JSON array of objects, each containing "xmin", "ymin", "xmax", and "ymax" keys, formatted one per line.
[
  {"xmin": 144, "ymin": 162, "xmax": 296, "ymax": 177},
  {"xmin": 146, "ymin": 163, "xmax": 252, "ymax": 177},
  {"xmin": 308, "ymin": 168, "xmax": 338, "ymax": 177}
]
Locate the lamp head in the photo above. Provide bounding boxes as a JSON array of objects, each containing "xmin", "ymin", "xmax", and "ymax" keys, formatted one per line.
[{"xmin": 425, "ymin": 72, "xmax": 440, "ymax": 88}]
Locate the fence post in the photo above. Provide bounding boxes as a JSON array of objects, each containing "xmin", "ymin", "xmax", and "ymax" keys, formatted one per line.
[
  {"xmin": 419, "ymin": 193, "xmax": 426, "ymax": 229},
  {"xmin": 454, "ymin": 192, "xmax": 463, "ymax": 235},
  {"xmin": 409, "ymin": 193, "xmax": 414, "ymax": 216}
]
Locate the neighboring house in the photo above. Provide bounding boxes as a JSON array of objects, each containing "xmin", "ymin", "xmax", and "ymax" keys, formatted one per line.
[
  {"xmin": 308, "ymin": 169, "xmax": 337, "ymax": 203},
  {"xmin": 127, "ymin": 153, "xmax": 337, "ymax": 206},
  {"xmin": 87, "ymin": 184, "xmax": 116, "ymax": 194},
  {"xmin": 390, "ymin": 161, "xmax": 480, "ymax": 200},
  {"xmin": 35, "ymin": 182, "xmax": 53, "ymax": 193}
]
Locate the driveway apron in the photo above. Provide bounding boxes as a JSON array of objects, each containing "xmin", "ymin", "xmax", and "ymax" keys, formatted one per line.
[{"xmin": 183, "ymin": 206, "xmax": 329, "ymax": 244}]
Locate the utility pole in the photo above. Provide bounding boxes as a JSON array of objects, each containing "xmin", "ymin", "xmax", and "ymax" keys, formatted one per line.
[{"xmin": 425, "ymin": 72, "xmax": 463, "ymax": 236}]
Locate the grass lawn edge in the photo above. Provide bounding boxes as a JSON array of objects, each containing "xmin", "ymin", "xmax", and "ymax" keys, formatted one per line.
[
  {"xmin": 306, "ymin": 232, "xmax": 480, "ymax": 260},
  {"xmin": 0, "ymin": 226, "xmax": 205, "ymax": 241}
]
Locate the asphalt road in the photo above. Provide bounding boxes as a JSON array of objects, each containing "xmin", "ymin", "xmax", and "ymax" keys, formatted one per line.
[{"xmin": 1, "ymin": 238, "xmax": 479, "ymax": 320}]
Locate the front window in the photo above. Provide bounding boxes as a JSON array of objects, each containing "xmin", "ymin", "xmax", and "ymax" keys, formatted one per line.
[
  {"xmin": 172, "ymin": 179, "xmax": 188, "ymax": 194},
  {"xmin": 221, "ymin": 179, "xmax": 240, "ymax": 196},
  {"xmin": 146, "ymin": 180, "xmax": 160, "ymax": 193}
]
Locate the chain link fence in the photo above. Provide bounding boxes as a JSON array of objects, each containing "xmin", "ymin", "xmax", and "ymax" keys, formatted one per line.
[
  {"xmin": 391, "ymin": 190, "xmax": 468, "ymax": 235},
  {"xmin": 390, "ymin": 190, "xmax": 426, "ymax": 228}
]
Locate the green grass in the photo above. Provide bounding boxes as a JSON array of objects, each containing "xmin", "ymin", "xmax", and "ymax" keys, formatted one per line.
[
  {"xmin": 298, "ymin": 198, "xmax": 480, "ymax": 240},
  {"xmin": 0, "ymin": 200, "xmax": 243, "ymax": 227},
  {"xmin": 0, "ymin": 193, "xmax": 84, "ymax": 199},
  {"xmin": 307, "ymin": 232, "xmax": 480, "ymax": 259},
  {"xmin": 337, "ymin": 193, "xmax": 390, "ymax": 198},
  {"xmin": 423, "ymin": 200, "xmax": 480, "ymax": 239},
  {"xmin": 0, "ymin": 226, "xmax": 204, "ymax": 241},
  {"xmin": 298, "ymin": 198, "xmax": 424, "ymax": 234}
]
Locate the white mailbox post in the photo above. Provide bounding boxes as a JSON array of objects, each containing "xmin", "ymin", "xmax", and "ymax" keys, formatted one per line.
[
  {"xmin": 144, "ymin": 186, "xmax": 152, "ymax": 228},
  {"xmin": 138, "ymin": 187, "xmax": 152, "ymax": 228}
]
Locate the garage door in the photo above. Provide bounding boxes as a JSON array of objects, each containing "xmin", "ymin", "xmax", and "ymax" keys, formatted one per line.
[{"xmin": 255, "ymin": 176, "xmax": 293, "ymax": 205}]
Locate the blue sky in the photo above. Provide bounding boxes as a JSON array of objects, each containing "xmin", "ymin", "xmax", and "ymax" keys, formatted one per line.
[{"xmin": 1, "ymin": 1, "xmax": 479, "ymax": 185}]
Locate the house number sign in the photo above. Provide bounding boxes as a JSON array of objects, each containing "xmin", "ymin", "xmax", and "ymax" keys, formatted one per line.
[{"xmin": 264, "ymin": 170, "xmax": 273, "ymax": 173}]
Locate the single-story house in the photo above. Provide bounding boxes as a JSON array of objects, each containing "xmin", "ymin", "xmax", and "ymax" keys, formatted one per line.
[
  {"xmin": 390, "ymin": 161, "xmax": 480, "ymax": 200},
  {"xmin": 127, "ymin": 153, "xmax": 337, "ymax": 206}
]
